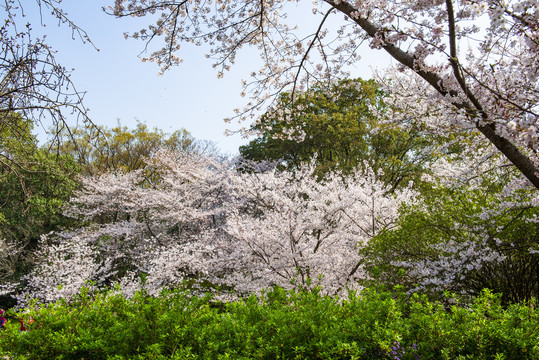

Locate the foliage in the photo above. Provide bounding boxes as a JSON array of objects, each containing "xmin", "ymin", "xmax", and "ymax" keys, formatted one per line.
[
  {"xmin": 55, "ymin": 121, "xmax": 219, "ymax": 176},
  {"xmin": 0, "ymin": 123, "xmax": 79, "ymax": 239},
  {"xmin": 0, "ymin": 115, "xmax": 80, "ymax": 307},
  {"xmin": 240, "ymin": 78, "xmax": 445, "ymax": 189},
  {"xmin": 110, "ymin": 0, "xmax": 539, "ymax": 189},
  {"xmin": 361, "ymin": 170, "xmax": 539, "ymax": 304},
  {"xmin": 0, "ymin": 287, "xmax": 538, "ymax": 359}
]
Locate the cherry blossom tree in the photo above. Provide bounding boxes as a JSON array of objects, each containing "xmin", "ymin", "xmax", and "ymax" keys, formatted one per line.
[
  {"xmin": 14, "ymin": 150, "xmax": 229, "ymax": 305},
  {"xmin": 14, "ymin": 150, "xmax": 414, "ymax": 305},
  {"xmin": 210, "ymin": 161, "xmax": 415, "ymax": 296},
  {"xmin": 109, "ymin": 0, "xmax": 539, "ymax": 189}
]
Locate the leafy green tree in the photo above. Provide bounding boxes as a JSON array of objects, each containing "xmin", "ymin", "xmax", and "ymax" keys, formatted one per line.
[
  {"xmin": 240, "ymin": 78, "xmax": 450, "ymax": 189},
  {"xmin": 0, "ymin": 114, "xmax": 79, "ymax": 307},
  {"xmin": 361, "ymin": 170, "xmax": 539, "ymax": 304},
  {"xmin": 56, "ymin": 121, "xmax": 217, "ymax": 176}
]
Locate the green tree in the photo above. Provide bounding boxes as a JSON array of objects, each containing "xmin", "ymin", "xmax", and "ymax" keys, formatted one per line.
[
  {"xmin": 361, "ymin": 171, "xmax": 539, "ymax": 304},
  {"xmin": 56, "ymin": 121, "xmax": 217, "ymax": 176},
  {"xmin": 0, "ymin": 114, "xmax": 79, "ymax": 307},
  {"xmin": 240, "ymin": 78, "xmax": 449, "ymax": 189}
]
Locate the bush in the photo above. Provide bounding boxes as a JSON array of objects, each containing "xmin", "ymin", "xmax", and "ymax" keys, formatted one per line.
[{"xmin": 0, "ymin": 287, "xmax": 537, "ymax": 359}]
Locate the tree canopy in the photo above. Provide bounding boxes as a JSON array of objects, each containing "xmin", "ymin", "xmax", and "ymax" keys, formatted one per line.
[
  {"xmin": 239, "ymin": 78, "xmax": 458, "ymax": 189},
  {"xmin": 1, "ymin": 0, "xmax": 538, "ymax": 313},
  {"xmin": 55, "ymin": 121, "xmax": 219, "ymax": 177}
]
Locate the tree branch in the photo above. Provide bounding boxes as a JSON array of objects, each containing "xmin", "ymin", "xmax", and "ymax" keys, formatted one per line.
[{"xmin": 323, "ymin": 0, "xmax": 539, "ymax": 189}]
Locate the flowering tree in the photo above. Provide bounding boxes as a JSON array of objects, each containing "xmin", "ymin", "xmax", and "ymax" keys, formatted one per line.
[
  {"xmin": 212, "ymin": 161, "xmax": 415, "ymax": 296},
  {"xmin": 14, "ymin": 150, "xmax": 414, "ymax": 305},
  {"xmin": 109, "ymin": 0, "xmax": 539, "ymax": 189},
  {"xmin": 14, "ymin": 150, "xmax": 229, "ymax": 305}
]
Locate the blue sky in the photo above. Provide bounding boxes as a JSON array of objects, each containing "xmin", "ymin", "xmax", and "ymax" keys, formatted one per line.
[{"xmin": 30, "ymin": 0, "xmax": 390, "ymax": 155}]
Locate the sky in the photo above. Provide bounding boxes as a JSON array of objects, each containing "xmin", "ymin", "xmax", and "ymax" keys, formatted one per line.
[{"xmin": 28, "ymin": 0, "xmax": 391, "ymax": 156}]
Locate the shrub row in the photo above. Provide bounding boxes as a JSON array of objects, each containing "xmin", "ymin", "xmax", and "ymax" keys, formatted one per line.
[{"xmin": 0, "ymin": 287, "xmax": 537, "ymax": 359}]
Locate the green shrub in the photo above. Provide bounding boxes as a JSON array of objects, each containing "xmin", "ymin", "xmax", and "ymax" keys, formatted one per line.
[{"xmin": 0, "ymin": 287, "xmax": 537, "ymax": 359}]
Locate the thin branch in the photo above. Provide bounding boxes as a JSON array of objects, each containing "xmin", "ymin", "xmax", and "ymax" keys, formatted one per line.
[{"xmin": 291, "ymin": 8, "xmax": 333, "ymax": 101}]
